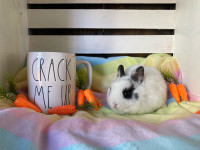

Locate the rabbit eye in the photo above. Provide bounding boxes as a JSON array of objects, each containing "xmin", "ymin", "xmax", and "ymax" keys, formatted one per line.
[{"xmin": 123, "ymin": 85, "xmax": 134, "ymax": 99}]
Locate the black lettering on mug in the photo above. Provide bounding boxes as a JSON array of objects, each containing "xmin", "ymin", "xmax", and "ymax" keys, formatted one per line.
[
  {"xmin": 34, "ymin": 86, "xmax": 46, "ymax": 109},
  {"xmin": 66, "ymin": 59, "xmax": 71, "ymax": 81},
  {"xmin": 61, "ymin": 85, "xmax": 68, "ymax": 106},
  {"xmin": 65, "ymin": 85, "xmax": 68, "ymax": 105},
  {"xmin": 61, "ymin": 85, "xmax": 64, "ymax": 106},
  {"xmin": 68, "ymin": 84, "xmax": 71, "ymax": 105},
  {"xmin": 48, "ymin": 59, "xmax": 56, "ymax": 81},
  {"xmin": 47, "ymin": 86, "xmax": 52, "ymax": 109},
  {"xmin": 57, "ymin": 59, "xmax": 64, "ymax": 81},
  {"xmin": 61, "ymin": 84, "xmax": 71, "ymax": 105},
  {"xmin": 32, "ymin": 58, "xmax": 39, "ymax": 81},
  {"xmin": 40, "ymin": 58, "xmax": 46, "ymax": 81}
]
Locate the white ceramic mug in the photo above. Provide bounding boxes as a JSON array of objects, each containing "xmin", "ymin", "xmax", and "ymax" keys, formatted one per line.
[{"xmin": 27, "ymin": 52, "xmax": 92, "ymax": 113}]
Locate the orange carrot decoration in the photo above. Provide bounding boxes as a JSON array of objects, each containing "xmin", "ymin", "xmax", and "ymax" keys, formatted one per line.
[
  {"xmin": 16, "ymin": 93, "xmax": 28, "ymax": 100},
  {"xmin": 77, "ymin": 90, "xmax": 85, "ymax": 107},
  {"xmin": 161, "ymin": 70, "xmax": 188, "ymax": 103},
  {"xmin": 168, "ymin": 83, "xmax": 181, "ymax": 103},
  {"xmin": 48, "ymin": 105, "xmax": 76, "ymax": 115},
  {"xmin": 14, "ymin": 96, "xmax": 42, "ymax": 113},
  {"xmin": 195, "ymin": 110, "xmax": 200, "ymax": 114},
  {"xmin": 177, "ymin": 84, "xmax": 188, "ymax": 101},
  {"xmin": 84, "ymin": 89, "xmax": 99, "ymax": 111}
]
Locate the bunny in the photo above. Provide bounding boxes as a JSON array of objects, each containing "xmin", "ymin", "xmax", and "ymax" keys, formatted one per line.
[{"xmin": 107, "ymin": 64, "xmax": 167, "ymax": 114}]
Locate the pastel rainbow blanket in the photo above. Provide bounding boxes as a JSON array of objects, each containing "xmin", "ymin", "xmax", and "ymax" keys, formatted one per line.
[{"xmin": 1, "ymin": 54, "xmax": 200, "ymax": 150}]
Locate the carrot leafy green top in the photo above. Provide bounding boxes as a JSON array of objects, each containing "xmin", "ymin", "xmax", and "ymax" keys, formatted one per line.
[
  {"xmin": 161, "ymin": 70, "xmax": 179, "ymax": 84},
  {"xmin": 0, "ymin": 75, "xmax": 19, "ymax": 101}
]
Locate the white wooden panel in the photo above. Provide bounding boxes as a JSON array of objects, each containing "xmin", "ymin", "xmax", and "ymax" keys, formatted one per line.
[
  {"xmin": 27, "ymin": 0, "xmax": 176, "ymax": 4},
  {"xmin": 0, "ymin": 0, "xmax": 28, "ymax": 85},
  {"xmin": 29, "ymin": 35, "xmax": 173, "ymax": 53},
  {"xmin": 28, "ymin": 9, "xmax": 175, "ymax": 29},
  {"xmin": 174, "ymin": 0, "xmax": 200, "ymax": 100}
]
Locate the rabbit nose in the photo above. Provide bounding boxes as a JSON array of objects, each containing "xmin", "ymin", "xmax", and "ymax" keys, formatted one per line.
[{"xmin": 113, "ymin": 103, "xmax": 118, "ymax": 108}]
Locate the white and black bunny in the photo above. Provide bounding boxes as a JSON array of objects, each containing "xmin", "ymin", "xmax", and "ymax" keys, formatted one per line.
[{"xmin": 107, "ymin": 64, "xmax": 167, "ymax": 114}]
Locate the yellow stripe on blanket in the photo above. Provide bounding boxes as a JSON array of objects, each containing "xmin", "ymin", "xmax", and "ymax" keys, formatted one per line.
[{"xmin": 89, "ymin": 101, "xmax": 200, "ymax": 124}]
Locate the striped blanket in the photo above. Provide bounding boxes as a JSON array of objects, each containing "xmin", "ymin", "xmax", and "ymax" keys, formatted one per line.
[{"xmin": 1, "ymin": 54, "xmax": 200, "ymax": 150}]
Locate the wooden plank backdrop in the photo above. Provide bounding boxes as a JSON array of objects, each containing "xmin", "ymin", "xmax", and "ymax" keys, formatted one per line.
[
  {"xmin": 29, "ymin": 35, "xmax": 173, "ymax": 53},
  {"xmin": 28, "ymin": 10, "xmax": 175, "ymax": 29},
  {"xmin": 28, "ymin": 2, "xmax": 176, "ymax": 54}
]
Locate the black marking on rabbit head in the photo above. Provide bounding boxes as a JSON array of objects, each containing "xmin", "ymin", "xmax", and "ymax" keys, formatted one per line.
[
  {"xmin": 123, "ymin": 84, "xmax": 135, "ymax": 99},
  {"xmin": 117, "ymin": 65, "xmax": 125, "ymax": 78},
  {"xmin": 131, "ymin": 66, "xmax": 144, "ymax": 84}
]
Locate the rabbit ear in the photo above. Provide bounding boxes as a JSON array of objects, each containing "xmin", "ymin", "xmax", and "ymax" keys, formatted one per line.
[
  {"xmin": 117, "ymin": 65, "xmax": 125, "ymax": 77},
  {"xmin": 131, "ymin": 66, "xmax": 144, "ymax": 83}
]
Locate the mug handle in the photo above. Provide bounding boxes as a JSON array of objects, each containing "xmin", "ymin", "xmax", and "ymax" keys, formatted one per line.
[{"xmin": 76, "ymin": 60, "xmax": 92, "ymax": 89}]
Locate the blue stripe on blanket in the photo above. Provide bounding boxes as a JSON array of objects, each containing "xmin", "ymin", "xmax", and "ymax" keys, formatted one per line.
[
  {"xmin": 60, "ymin": 134, "xmax": 200, "ymax": 150},
  {"xmin": 0, "ymin": 128, "xmax": 38, "ymax": 150},
  {"xmin": 76, "ymin": 56, "xmax": 125, "ymax": 67}
]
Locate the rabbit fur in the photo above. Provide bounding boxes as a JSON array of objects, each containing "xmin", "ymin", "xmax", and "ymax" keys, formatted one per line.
[{"xmin": 107, "ymin": 64, "xmax": 167, "ymax": 114}]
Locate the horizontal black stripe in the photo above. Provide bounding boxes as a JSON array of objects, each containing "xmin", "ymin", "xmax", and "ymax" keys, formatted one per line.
[
  {"xmin": 29, "ymin": 29, "xmax": 174, "ymax": 35},
  {"xmin": 76, "ymin": 53, "xmax": 173, "ymax": 58},
  {"xmin": 28, "ymin": 4, "xmax": 175, "ymax": 10}
]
